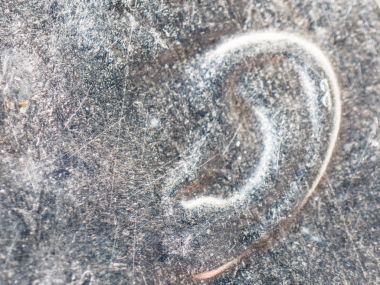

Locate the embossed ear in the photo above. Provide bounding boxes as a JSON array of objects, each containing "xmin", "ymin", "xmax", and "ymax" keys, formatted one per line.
[{"xmin": 162, "ymin": 31, "xmax": 341, "ymax": 279}]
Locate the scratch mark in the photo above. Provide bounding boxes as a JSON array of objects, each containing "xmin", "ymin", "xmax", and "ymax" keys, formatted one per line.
[
  {"xmin": 64, "ymin": 93, "xmax": 89, "ymax": 129},
  {"xmin": 325, "ymin": 176, "xmax": 368, "ymax": 281}
]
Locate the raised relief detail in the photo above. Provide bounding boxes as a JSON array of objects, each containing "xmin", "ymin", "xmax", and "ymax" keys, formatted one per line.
[{"xmin": 161, "ymin": 31, "xmax": 341, "ymax": 279}]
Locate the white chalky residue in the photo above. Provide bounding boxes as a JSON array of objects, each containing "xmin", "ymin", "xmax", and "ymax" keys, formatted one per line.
[
  {"xmin": 161, "ymin": 137, "xmax": 207, "ymax": 213},
  {"xmin": 149, "ymin": 117, "xmax": 160, "ymax": 128},
  {"xmin": 181, "ymin": 107, "xmax": 277, "ymax": 209},
  {"xmin": 320, "ymin": 78, "xmax": 332, "ymax": 111},
  {"xmin": 299, "ymin": 68, "xmax": 321, "ymax": 137}
]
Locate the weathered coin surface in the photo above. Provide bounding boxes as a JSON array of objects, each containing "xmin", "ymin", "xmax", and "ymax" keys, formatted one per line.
[{"xmin": 8, "ymin": 1, "xmax": 379, "ymax": 283}]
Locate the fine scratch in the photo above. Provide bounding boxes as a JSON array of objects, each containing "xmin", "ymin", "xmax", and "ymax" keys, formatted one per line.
[{"xmin": 325, "ymin": 176, "xmax": 368, "ymax": 281}]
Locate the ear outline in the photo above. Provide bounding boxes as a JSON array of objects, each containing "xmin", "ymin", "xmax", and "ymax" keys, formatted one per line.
[{"xmin": 184, "ymin": 31, "xmax": 342, "ymax": 279}]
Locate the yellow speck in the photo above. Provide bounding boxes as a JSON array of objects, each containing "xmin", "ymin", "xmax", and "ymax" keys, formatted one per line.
[{"xmin": 18, "ymin": 100, "xmax": 29, "ymax": 113}]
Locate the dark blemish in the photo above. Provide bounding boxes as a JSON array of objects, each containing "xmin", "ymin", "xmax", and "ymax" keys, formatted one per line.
[
  {"xmin": 108, "ymin": 0, "xmax": 132, "ymax": 14},
  {"xmin": 49, "ymin": 0, "xmax": 64, "ymax": 22},
  {"xmin": 82, "ymin": 280, "xmax": 91, "ymax": 285},
  {"xmin": 60, "ymin": 153, "xmax": 96, "ymax": 173},
  {"xmin": 341, "ymin": 179, "xmax": 350, "ymax": 188},
  {"xmin": 155, "ymin": 241, "xmax": 169, "ymax": 262},
  {"xmin": 158, "ymin": 253, "xmax": 168, "ymax": 262},
  {"xmin": 195, "ymin": 110, "xmax": 208, "ymax": 119},
  {"xmin": 51, "ymin": 168, "xmax": 70, "ymax": 181},
  {"xmin": 16, "ymin": 220, "xmax": 31, "ymax": 239}
]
